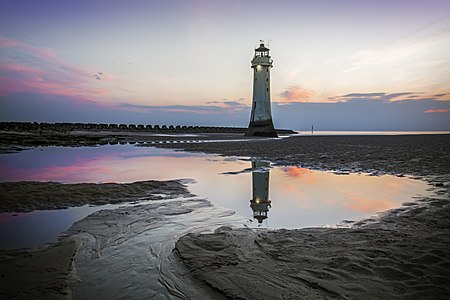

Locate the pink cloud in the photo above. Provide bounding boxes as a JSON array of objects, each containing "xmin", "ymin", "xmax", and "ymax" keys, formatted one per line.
[
  {"xmin": 0, "ymin": 36, "xmax": 115, "ymax": 99},
  {"xmin": 0, "ymin": 62, "xmax": 45, "ymax": 76},
  {"xmin": 277, "ymin": 86, "xmax": 313, "ymax": 103},
  {"xmin": 0, "ymin": 37, "xmax": 22, "ymax": 48},
  {"xmin": 0, "ymin": 75, "xmax": 107, "ymax": 98},
  {"xmin": 424, "ymin": 109, "xmax": 450, "ymax": 113}
]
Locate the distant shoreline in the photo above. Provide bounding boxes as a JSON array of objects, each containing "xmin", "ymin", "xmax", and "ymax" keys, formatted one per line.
[{"xmin": 0, "ymin": 121, "xmax": 296, "ymax": 134}]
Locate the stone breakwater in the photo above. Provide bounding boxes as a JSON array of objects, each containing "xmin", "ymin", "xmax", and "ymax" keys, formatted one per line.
[{"xmin": 0, "ymin": 121, "xmax": 296, "ymax": 134}]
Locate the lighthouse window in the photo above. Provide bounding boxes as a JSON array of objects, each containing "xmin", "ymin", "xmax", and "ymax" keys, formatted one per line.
[{"xmin": 266, "ymin": 88, "xmax": 269, "ymax": 92}]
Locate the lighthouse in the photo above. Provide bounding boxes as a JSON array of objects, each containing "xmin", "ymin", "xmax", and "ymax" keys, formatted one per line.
[
  {"xmin": 250, "ymin": 161, "xmax": 272, "ymax": 224},
  {"xmin": 245, "ymin": 41, "xmax": 278, "ymax": 137}
]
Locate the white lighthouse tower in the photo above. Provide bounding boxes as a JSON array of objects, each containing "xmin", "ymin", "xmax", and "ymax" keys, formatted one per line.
[{"xmin": 245, "ymin": 41, "xmax": 278, "ymax": 137}]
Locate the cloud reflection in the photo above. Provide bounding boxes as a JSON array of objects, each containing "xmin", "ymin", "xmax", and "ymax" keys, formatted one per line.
[
  {"xmin": 343, "ymin": 191, "xmax": 396, "ymax": 213},
  {"xmin": 0, "ymin": 146, "xmax": 432, "ymax": 229}
]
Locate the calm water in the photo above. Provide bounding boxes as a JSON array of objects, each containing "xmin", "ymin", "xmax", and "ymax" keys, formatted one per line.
[{"xmin": 0, "ymin": 145, "xmax": 432, "ymax": 249}]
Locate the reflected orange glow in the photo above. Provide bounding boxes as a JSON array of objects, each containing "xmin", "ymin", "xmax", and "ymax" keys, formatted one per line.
[
  {"xmin": 344, "ymin": 191, "xmax": 396, "ymax": 213},
  {"xmin": 281, "ymin": 182, "xmax": 305, "ymax": 196},
  {"xmin": 282, "ymin": 167, "xmax": 317, "ymax": 184},
  {"xmin": 282, "ymin": 182, "xmax": 296, "ymax": 192}
]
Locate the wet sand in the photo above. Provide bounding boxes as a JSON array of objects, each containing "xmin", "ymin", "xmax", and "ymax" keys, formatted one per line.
[
  {"xmin": 0, "ymin": 180, "xmax": 194, "ymax": 299},
  {"xmin": 1, "ymin": 134, "xmax": 449, "ymax": 299},
  {"xmin": 0, "ymin": 129, "xmax": 290, "ymax": 153},
  {"xmin": 0, "ymin": 180, "xmax": 193, "ymax": 213},
  {"xmin": 157, "ymin": 134, "xmax": 450, "ymax": 299},
  {"xmin": 0, "ymin": 239, "xmax": 79, "ymax": 300},
  {"xmin": 170, "ymin": 196, "xmax": 449, "ymax": 299}
]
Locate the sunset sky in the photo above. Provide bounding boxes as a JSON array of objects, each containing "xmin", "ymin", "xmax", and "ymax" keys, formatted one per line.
[{"xmin": 1, "ymin": 0, "xmax": 449, "ymax": 130}]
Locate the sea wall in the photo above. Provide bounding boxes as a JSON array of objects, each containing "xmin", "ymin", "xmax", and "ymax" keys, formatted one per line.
[{"xmin": 0, "ymin": 122, "xmax": 296, "ymax": 134}]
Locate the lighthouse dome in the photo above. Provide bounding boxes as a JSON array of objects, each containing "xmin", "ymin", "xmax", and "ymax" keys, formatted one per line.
[{"xmin": 255, "ymin": 43, "xmax": 269, "ymax": 52}]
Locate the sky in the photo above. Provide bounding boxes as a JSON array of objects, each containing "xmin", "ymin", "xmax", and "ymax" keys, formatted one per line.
[{"xmin": 1, "ymin": 0, "xmax": 449, "ymax": 130}]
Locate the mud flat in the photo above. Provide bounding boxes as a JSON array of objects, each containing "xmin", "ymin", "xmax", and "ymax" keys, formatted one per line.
[
  {"xmin": 0, "ymin": 130, "xmax": 245, "ymax": 153},
  {"xmin": 0, "ymin": 125, "xmax": 294, "ymax": 153},
  {"xmin": 155, "ymin": 134, "xmax": 450, "ymax": 299},
  {"xmin": 0, "ymin": 180, "xmax": 193, "ymax": 213},
  {"xmin": 0, "ymin": 239, "xmax": 79, "ymax": 300},
  {"xmin": 0, "ymin": 179, "xmax": 196, "ymax": 299}
]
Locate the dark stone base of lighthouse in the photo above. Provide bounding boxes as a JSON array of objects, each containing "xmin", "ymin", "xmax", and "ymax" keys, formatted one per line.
[{"xmin": 245, "ymin": 120, "xmax": 278, "ymax": 137}]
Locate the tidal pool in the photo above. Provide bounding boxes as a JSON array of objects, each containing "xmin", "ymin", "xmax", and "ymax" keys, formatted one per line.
[{"xmin": 0, "ymin": 144, "xmax": 432, "ymax": 249}]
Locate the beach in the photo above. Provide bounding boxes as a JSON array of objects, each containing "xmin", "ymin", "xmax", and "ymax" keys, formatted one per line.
[
  {"xmin": 155, "ymin": 133, "xmax": 450, "ymax": 299},
  {"xmin": 0, "ymin": 133, "xmax": 449, "ymax": 299}
]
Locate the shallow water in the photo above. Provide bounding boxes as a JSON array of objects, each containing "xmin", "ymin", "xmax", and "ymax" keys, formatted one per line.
[
  {"xmin": 0, "ymin": 145, "xmax": 432, "ymax": 249},
  {"xmin": 0, "ymin": 145, "xmax": 435, "ymax": 299}
]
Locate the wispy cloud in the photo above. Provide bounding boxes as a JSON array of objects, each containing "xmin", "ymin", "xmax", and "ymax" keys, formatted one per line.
[
  {"xmin": 332, "ymin": 92, "xmax": 450, "ymax": 103},
  {"xmin": 341, "ymin": 22, "xmax": 450, "ymax": 94},
  {"xmin": 344, "ymin": 26, "xmax": 450, "ymax": 73},
  {"xmin": 0, "ymin": 37, "xmax": 91, "ymax": 77},
  {"xmin": 119, "ymin": 103, "xmax": 249, "ymax": 115},
  {"xmin": 277, "ymin": 86, "xmax": 313, "ymax": 103},
  {"xmin": 433, "ymin": 93, "xmax": 449, "ymax": 97},
  {"xmin": 340, "ymin": 93, "xmax": 386, "ymax": 98},
  {"xmin": 206, "ymin": 98, "xmax": 247, "ymax": 108},
  {"xmin": 0, "ymin": 37, "xmax": 115, "ymax": 99},
  {"xmin": 223, "ymin": 101, "xmax": 243, "ymax": 107}
]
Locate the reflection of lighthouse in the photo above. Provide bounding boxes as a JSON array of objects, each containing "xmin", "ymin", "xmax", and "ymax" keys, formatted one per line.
[{"xmin": 250, "ymin": 161, "xmax": 271, "ymax": 224}]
